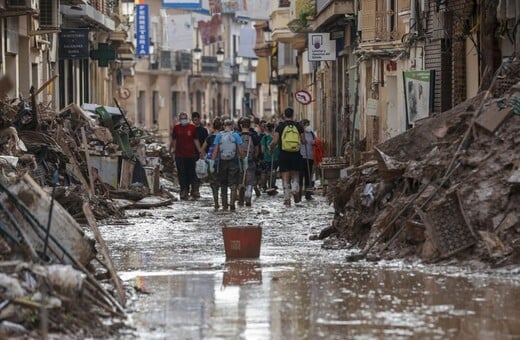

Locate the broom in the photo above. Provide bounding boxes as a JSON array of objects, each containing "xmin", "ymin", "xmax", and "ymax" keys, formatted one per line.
[{"xmin": 238, "ymin": 135, "xmax": 252, "ymax": 204}]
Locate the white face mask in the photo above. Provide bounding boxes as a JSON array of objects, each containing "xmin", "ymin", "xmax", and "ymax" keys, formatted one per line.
[
  {"xmin": 305, "ymin": 126, "xmax": 312, "ymax": 132},
  {"xmin": 180, "ymin": 119, "xmax": 189, "ymax": 126}
]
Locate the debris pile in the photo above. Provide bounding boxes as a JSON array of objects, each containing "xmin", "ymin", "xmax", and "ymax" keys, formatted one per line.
[
  {"xmin": 325, "ymin": 60, "xmax": 520, "ymax": 266},
  {"xmin": 0, "ymin": 79, "xmax": 172, "ymax": 336}
]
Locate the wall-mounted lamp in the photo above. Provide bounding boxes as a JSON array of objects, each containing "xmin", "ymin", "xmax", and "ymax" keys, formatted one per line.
[
  {"xmin": 193, "ymin": 46, "xmax": 202, "ymax": 61},
  {"xmin": 250, "ymin": 58, "xmax": 259, "ymax": 68},
  {"xmin": 216, "ymin": 47, "xmax": 225, "ymax": 63},
  {"xmin": 235, "ymin": 55, "xmax": 243, "ymax": 64}
]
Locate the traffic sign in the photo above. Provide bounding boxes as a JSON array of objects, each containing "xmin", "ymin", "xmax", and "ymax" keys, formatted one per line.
[{"xmin": 295, "ymin": 89, "xmax": 312, "ymax": 105}]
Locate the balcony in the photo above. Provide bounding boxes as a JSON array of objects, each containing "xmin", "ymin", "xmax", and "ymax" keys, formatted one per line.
[
  {"xmin": 60, "ymin": 3, "xmax": 115, "ymax": 32},
  {"xmin": 311, "ymin": 0, "xmax": 354, "ymax": 31}
]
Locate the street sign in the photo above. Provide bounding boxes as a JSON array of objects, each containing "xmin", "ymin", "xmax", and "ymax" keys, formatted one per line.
[
  {"xmin": 136, "ymin": 4, "xmax": 150, "ymax": 56},
  {"xmin": 59, "ymin": 29, "xmax": 89, "ymax": 60},
  {"xmin": 295, "ymin": 89, "xmax": 312, "ymax": 105}
]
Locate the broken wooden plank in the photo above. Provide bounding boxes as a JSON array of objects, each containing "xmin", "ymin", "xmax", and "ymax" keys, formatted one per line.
[
  {"xmin": 119, "ymin": 159, "xmax": 134, "ymax": 190},
  {"xmin": 474, "ymin": 104, "xmax": 513, "ymax": 133},
  {"xmin": 82, "ymin": 203, "xmax": 126, "ymax": 307},
  {"xmin": 81, "ymin": 127, "xmax": 96, "ymax": 194},
  {"xmin": 0, "ymin": 174, "xmax": 95, "ymax": 265}
]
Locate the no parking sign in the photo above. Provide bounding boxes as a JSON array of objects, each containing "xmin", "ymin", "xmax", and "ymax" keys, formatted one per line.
[{"xmin": 295, "ymin": 89, "xmax": 312, "ymax": 105}]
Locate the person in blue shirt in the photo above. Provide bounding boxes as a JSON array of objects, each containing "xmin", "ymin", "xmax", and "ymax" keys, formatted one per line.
[{"xmin": 211, "ymin": 119, "xmax": 244, "ymax": 211}]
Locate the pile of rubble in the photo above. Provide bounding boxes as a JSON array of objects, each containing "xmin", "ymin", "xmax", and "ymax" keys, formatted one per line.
[
  {"xmin": 325, "ymin": 60, "xmax": 520, "ymax": 267},
  {"xmin": 0, "ymin": 77, "xmax": 174, "ymax": 337}
]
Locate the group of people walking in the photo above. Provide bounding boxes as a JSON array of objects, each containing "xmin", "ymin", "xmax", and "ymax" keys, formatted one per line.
[{"xmin": 169, "ymin": 107, "xmax": 318, "ymax": 211}]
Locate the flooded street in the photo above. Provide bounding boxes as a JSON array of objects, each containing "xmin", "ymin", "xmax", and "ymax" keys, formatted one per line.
[{"xmin": 100, "ymin": 186, "xmax": 520, "ymax": 339}]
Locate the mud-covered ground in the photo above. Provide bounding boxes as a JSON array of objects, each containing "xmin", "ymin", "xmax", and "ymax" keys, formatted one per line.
[{"xmin": 99, "ymin": 184, "xmax": 520, "ymax": 339}]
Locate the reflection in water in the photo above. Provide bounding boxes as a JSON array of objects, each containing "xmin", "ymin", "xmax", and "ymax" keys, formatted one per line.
[
  {"xmin": 101, "ymin": 189, "xmax": 520, "ymax": 339},
  {"xmin": 124, "ymin": 265, "xmax": 520, "ymax": 339},
  {"xmin": 222, "ymin": 261, "xmax": 262, "ymax": 286}
]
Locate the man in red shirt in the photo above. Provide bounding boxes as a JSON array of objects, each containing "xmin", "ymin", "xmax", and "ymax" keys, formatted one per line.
[{"xmin": 170, "ymin": 112, "xmax": 202, "ymax": 200}]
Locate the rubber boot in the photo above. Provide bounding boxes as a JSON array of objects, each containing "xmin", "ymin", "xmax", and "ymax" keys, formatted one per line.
[
  {"xmin": 191, "ymin": 181, "xmax": 200, "ymax": 200},
  {"xmin": 291, "ymin": 177, "xmax": 301, "ymax": 203},
  {"xmin": 259, "ymin": 173, "xmax": 267, "ymax": 192},
  {"xmin": 180, "ymin": 189, "xmax": 189, "ymax": 200},
  {"xmin": 245, "ymin": 185, "xmax": 253, "ymax": 206},
  {"xmin": 230, "ymin": 185, "xmax": 237, "ymax": 211},
  {"xmin": 283, "ymin": 181, "xmax": 291, "ymax": 207},
  {"xmin": 237, "ymin": 185, "xmax": 245, "ymax": 206},
  {"xmin": 221, "ymin": 186, "xmax": 228, "ymax": 210},
  {"xmin": 212, "ymin": 186, "xmax": 219, "ymax": 211},
  {"xmin": 254, "ymin": 185, "xmax": 261, "ymax": 197}
]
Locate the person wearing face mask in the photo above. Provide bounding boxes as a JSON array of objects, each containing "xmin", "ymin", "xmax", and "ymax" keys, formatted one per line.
[
  {"xmin": 170, "ymin": 112, "xmax": 202, "ymax": 200},
  {"xmin": 299, "ymin": 119, "xmax": 315, "ymax": 200},
  {"xmin": 190, "ymin": 111, "xmax": 209, "ymax": 199}
]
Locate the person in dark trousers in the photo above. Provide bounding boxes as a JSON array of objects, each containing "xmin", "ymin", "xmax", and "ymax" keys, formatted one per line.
[
  {"xmin": 238, "ymin": 117, "xmax": 260, "ymax": 207},
  {"xmin": 191, "ymin": 111, "xmax": 208, "ymax": 199},
  {"xmin": 299, "ymin": 119, "xmax": 315, "ymax": 200},
  {"xmin": 170, "ymin": 112, "xmax": 202, "ymax": 200},
  {"xmin": 211, "ymin": 119, "xmax": 244, "ymax": 211},
  {"xmin": 200, "ymin": 118, "xmax": 223, "ymax": 211},
  {"xmin": 270, "ymin": 107, "xmax": 305, "ymax": 207},
  {"xmin": 260, "ymin": 122, "xmax": 279, "ymax": 191}
]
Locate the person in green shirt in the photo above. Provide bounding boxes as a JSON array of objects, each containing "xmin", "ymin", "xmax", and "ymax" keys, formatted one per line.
[{"xmin": 260, "ymin": 122, "xmax": 279, "ymax": 191}]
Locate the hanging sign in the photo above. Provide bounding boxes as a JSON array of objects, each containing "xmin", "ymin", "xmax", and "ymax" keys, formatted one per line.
[
  {"xmin": 295, "ymin": 89, "xmax": 312, "ymax": 105},
  {"xmin": 136, "ymin": 4, "xmax": 150, "ymax": 56}
]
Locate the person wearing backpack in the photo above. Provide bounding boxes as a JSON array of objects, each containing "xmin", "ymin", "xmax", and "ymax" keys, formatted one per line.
[
  {"xmin": 299, "ymin": 119, "xmax": 315, "ymax": 200},
  {"xmin": 269, "ymin": 107, "xmax": 305, "ymax": 207},
  {"xmin": 200, "ymin": 118, "xmax": 223, "ymax": 211},
  {"xmin": 211, "ymin": 119, "xmax": 244, "ymax": 211},
  {"xmin": 237, "ymin": 117, "xmax": 260, "ymax": 207}
]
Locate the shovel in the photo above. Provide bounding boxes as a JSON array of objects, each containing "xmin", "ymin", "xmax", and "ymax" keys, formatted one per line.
[
  {"xmin": 266, "ymin": 155, "xmax": 277, "ymax": 196},
  {"xmin": 238, "ymin": 135, "xmax": 252, "ymax": 205}
]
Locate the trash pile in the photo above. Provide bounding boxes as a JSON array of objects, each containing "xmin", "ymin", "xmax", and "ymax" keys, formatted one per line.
[
  {"xmin": 0, "ymin": 77, "xmax": 171, "ymax": 337},
  {"xmin": 325, "ymin": 60, "xmax": 520, "ymax": 266}
]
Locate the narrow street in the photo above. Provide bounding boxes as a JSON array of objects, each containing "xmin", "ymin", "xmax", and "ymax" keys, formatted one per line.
[{"xmin": 100, "ymin": 185, "xmax": 520, "ymax": 339}]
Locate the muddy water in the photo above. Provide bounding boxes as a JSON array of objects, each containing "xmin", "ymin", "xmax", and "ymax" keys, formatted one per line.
[{"xmin": 100, "ymin": 186, "xmax": 520, "ymax": 339}]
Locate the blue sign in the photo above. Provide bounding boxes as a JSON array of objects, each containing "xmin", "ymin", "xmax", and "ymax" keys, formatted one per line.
[
  {"xmin": 136, "ymin": 4, "xmax": 150, "ymax": 56},
  {"xmin": 162, "ymin": 0, "xmax": 201, "ymax": 9}
]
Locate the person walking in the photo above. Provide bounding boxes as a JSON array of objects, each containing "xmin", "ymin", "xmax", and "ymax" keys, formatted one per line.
[
  {"xmin": 260, "ymin": 122, "xmax": 279, "ymax": 191},
  {"xmin": 170, "ymin": 112, "xmax": 202, "ymax": 200},
  {"xmin": 238, "ymin": 117, "xmax": 260, "ymax": 207},
  {"xmin": 200, "ymin": 118, "xmax": 223, "ymax": 211},
  {"xmin": 211, "ymin": 119, "xmax": 244, "ymax": 211},
  {"xmin": 299, "ymin": 119, "xmax": 315, "ymax": 200},
  {"xmin": 191, "ymin": 111, "xmax": 209, "ymax": 199},
  {"xmin": 270, "ymin": 107, "xmax": 305, "ymax": 207}
]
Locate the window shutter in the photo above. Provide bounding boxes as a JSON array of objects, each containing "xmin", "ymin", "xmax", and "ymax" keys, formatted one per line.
[{"xmin": 360, "ymin": 0, "xmax": 376, "ymax": 42}]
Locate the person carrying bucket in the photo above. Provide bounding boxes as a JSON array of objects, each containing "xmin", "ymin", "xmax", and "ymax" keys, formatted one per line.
[
  {"xmin": 200, "ymin": 118, "xmax": 223, "ymax": 211},
  {"xmin": 270, "ymin": 107, "xmax": 305, "ymax": 207},
  {"xmin": 260, "ymin": 122, "xmax": 279, "ymax": 193},
  {"xmin": 211, "ymin": 119, "xmax": 244, "ymax": 211},
  {"xmin": 299, "ymin": 119, "xmax": 315, "ymax": 201}
]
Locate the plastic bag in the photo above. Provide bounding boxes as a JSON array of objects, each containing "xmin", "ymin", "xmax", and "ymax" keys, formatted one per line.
[{"xmin": 196, "ymin": 159, "xmax": 208, "ymax": 179}]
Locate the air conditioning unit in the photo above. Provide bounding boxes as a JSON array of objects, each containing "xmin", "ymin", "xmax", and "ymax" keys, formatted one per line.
[
  {"xmin": 39, "ymin": 0, "xmax": 59, "ymax": 28},
  {"xmin": 6, "ymin": 0, "xmax": 38, "ymax": 11}
]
